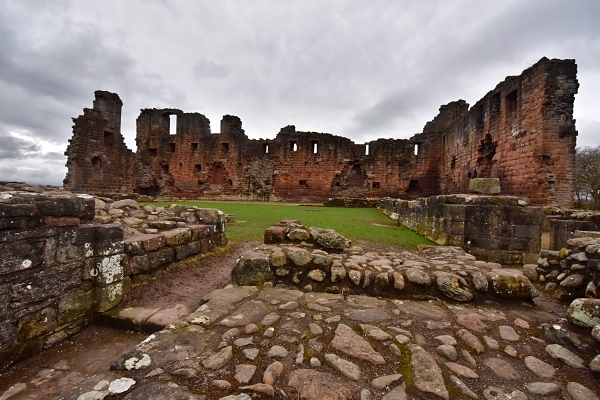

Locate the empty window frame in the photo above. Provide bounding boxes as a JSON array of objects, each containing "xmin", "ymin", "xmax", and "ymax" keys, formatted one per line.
[
  {"xmin": 149, "ymin": 148, "xmax": 158, "ymax": 157},
  {"xmin": 169, "ymin": 143, "xmax": 176, "ymax": 152},
  {"xmin": 311, "ymin": 141, "xmax": 318, "ymax": 154},
  {"xmin": 372, "ymin": 182, "xmax": 380, "ymax": 189},
  {"xmin": 299, "ymin": 180, "xmax": 307, "ymax": 186},
  {"xmin": 263, "ymin": 143, "xmax": 269, "ymax": 154},
  {"xmin": 289, "ymin": 141, "xmax": 298, "ymax": 152},
  {"xmin": 169, "ymin": 114, "xmax": 177, "ymax": 135},
  {"xmin": 92, "ymin": 156, "xmax": 101, "ymax": 168},
  {"xmin": 191, "ymin": 142, "xmax": 199, "ymax": 151},
  {"xmin": 161, "ymin": 164, "xmax": 169, "ymax": 174},
  {"xmin": 365, "ymin": 144, "xmax": 370, "ymax": 155},
  {"xmin": 194, "ymin": 164, "xmax": 202, "ymax": 173},
  {"xmin": 221, "ymin": 142, "xmax": 229, "ymax": 153},
  {"xmin": 414, "ymin": 143, "xmax": 420, "ymax": 156},
  {"xmin": 103, "ymin": 131, "xmax": 114, "ymax": 146}
]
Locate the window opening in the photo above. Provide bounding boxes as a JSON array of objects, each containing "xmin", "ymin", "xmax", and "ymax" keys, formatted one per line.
[
  {"xmin": 221, "ymin": 143, "xmax": 229, "ymax": 153},
  {"xmin": 414, "ymin": 144, "xmax": 420, "ymax": 156},
  {"xmin": 194, "ymin": 164, "xmax": 202, "ymax": 173},
  {"xmin": 365, "ymin": 144, "xmax": 370, "ymax": 155},
  {"xmin": 92, "ymin": 156, "xmax": 101, "ymax": 168},
  {"xmin": 169, "ymin": 114, "xmax": 177, "ymax": 135},
  {"xmin": 103, "ymin": 131, "xmax": 114, "ymax": 146},
  {"xmin": 191, "ymin": 143, "xmax": 198, "ymax": 151},
  {"xmin": 311, "ymin": 141, "xmax": 318, "ymax": 154},
  {"xmin": 290, "ymin": 141, "xmax": 297, "ymax": 152},
  {"xmin": 372, "ymin": 182, "xmax": 380, "ymax": 189},
  {"xmin": 264, "ymin": 143, "xmax": 269, "ymax": 154},
  {"xmin": 149, "ymin": 148, "xmax": 157, "ymax": 157},
  {"xmin": 169, "ymin": 143, "xmax": 175, "ymax": 152},
  {"xmin": 162, "ymin": 164, "xmax": 169, "ymax": 174},
  {"xmin": 299, "ymin": 180, "xmax": 307, "ymax": 186}
]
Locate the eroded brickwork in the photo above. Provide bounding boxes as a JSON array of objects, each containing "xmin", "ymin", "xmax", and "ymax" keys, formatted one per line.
[
  {"xmin": 64, "ymin": 91, "xmax": 134, "ymax": 196},
  {"xmin": 64, "ymin": 58, "xmax": 578, "ymax": 206}
]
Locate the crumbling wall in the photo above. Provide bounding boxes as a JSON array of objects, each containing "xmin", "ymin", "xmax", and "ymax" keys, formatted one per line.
[
  {"xmin": 64, "ymin": 58, "xmax": 578, "ymax": 206},
  {"xmin": 438, "ymin": 58, "xmax": 578, "ymax": 206},
  {"xmin": 64, "ymin": 91, "xmax": 135, "ymax": 196}
]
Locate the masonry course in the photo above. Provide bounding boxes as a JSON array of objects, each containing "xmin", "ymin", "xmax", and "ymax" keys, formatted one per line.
[{"xmin": 64, "ymin": 57, "xmax": 578, "ymax": 207}]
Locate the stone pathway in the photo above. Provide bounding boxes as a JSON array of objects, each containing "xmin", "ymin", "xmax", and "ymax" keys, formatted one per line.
[{"xmin": 47, "ymin": 283, "xmax": 599, "ymax": 400}]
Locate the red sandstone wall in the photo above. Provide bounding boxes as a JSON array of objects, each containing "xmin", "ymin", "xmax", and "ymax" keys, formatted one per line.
[
  {"xmin": 438, "ymin": 58, "xmax": 578, "ymax": 206},
  {"xmin": 64, "ymin": 91, "xmax": 134, "ymax": 195},
  {"xmin": 64, "ymin": 58, "xmax": 578, "ymax": 206}
]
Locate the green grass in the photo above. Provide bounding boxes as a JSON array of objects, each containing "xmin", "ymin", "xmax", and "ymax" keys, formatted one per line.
[{"xmin": 148, "ymin": 201, "xmax": 434, "ymax": 249}]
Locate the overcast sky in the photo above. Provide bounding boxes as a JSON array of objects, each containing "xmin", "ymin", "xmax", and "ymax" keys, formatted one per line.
[{"xmin": 1, "ymin": 0, "xmax": 599, "ymax": 186}]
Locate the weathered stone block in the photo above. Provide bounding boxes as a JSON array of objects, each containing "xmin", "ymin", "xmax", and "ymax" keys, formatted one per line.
[
  {"xmin": 85, "ymin": 254, "xmax": 125, "ymax": 285},
  {"xmin": 0, "ymin": 203, "xmax": 39, "ymax": 218},
  {"xmin": 175, "ymin": 241, "xmax": 201, "ymax": 260},
  {"xmin": 0, "ymin": 320, "xmax": 16, "ymax": 352},
  {"xmin": 0, "ymin": 240, "xmax": 45, "ymax": 275},
  {"xmin": 58, "ymin": 289, "xmax": 93, "ymax": 325},
  {"xmin": 443, "ymin": 205, "xmax": 465, "ymax": 222},
  {"xmin": 55, "ymin": 226, "xmax": 96, "ymax": 263},
  {"xmin": 146, "ymin": 248, "xmax": 175, "ymax": 271},
  {"xmin": 35, "ymin": 197, "xmax": 95, "ymax": 220},
  {"xmin": 163, "ymin": 228, "xmax": 192, "ymax": 246},
  {"xmin": 264, "ymin": 226, "xmax": 285, "ymax": 244},
  {"xmin": 91, "ymin": 224, "xmax": 125, "ymax": 256},
  {"xmin": 231, "ymin": 251, "xmax": 273, "ymax": 286},
  {"xmin": 139, "ymin": 234, "xmax": 166, "ymax": 251},
  {"xmin": 469, "ymin": 178, "xmax": 501, "ymax": 195},
  {"xmin": 194, "ymin": 208, "xmax": 225, "ymax": 226},
  {"xmin": 17, "ymin": 307, "xmax": 57, "ymax": 340},
  {"xmin": 93, "ymin": 277, "xmax": 130, "ymax": 313}
]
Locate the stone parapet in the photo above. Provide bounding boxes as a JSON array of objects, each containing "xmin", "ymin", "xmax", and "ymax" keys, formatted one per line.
[{"xmin": 378, "ymin": 195, "xmax": 543, "ymax": 265}]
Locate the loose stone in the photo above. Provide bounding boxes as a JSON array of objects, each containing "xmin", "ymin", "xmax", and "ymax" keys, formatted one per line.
[
  {"xmin": 381, "ymin": 383, "xmax": 407, "ymax": 400},
  {"xmin": 498, "ymin": 325, "xmax": 519, "ymax": 341},
  {"xmin": 349, "ymin": 270, "xmax": 362, "ymax": 286},
  {"xmin": 371, "ymin": 373, "xmax": 403, "ymax": 390},
  {"xmin": 444, "ymin": 362, "xmax": 479, "ymax": 378},
  {"xmin": 456, "ymin": 329, "xmax": 485, "ymax": 353},
  {"xmin": 240, "ymin": 383, "xmax": 274, "ymax": 397},
  {"xmin": 503, "ymin": 345, "xmax": 518, "ymax": 357},
  {"xmin": 309, "ymin": 323, "xmax": 323, "ymax": 335},
  {"xmin": 235, "ymin": 364, "xmax": 256, "ymax": 383},
  {"xmin": 331, "ymin": 323, "xmax": 385, "ymax": 364},
  {"xmin": 266, "ymin": 345, "xmax": 289, "ymax": 359},
  {"xmin": 523, "ymin": 355, "xmax": 556, "ymax": 378},
  {"xmin": 288, "ymin": 369, "xmax": 353, "ymax": 400},
  {"xmin": 449, "ymin": 375, "xmax": 477, "ymax": 399},
  {"xmin": 360, "ymin": 324, "xmax": 392, "ymax": 340},
  {"xmin": 310, "ymin": 357, "xmax": 321, "ymax": 367},
  {"xmin": 408, "ymin": 344, "xmax": 449, "ymax": 400},
  {"xmin": 456, "ymin": 314, "xmax": 489, "ymax": 332},
  {"xmin": 202, "ymin": 346, "xmax": 233, "ymax": 369},
  {"xmin": 324, "ymin": 353, "xmax": 361, "ymax": 381},
  {"xmin": 566, "ymin": 381, "xmax": 599, "ymax": 400},
  {"xmin": 483, "ymin": 335, "xmax": 499, "ymax": 350},
  {"xmin": 405, "ymin": 268, "xmax": 431, "ymax": 286},
  {"xmin": 483, "ymin": 357, "xmax": 519, "ymax": 380},
  {"xmin": 545, "ymin": 344, "xmax": 586, "ymax": 368},
  {"xmin": 435, "ymin": 345, "xmax": 457, "ymax": 361},
  {"xmin": 434, "ymin": 335, "xmax": 457, "ymax": 346},
  {"xmin": 212, "ymin": 380, "xmax": 231, "ymax": 389},
  {"xmin": 242, "ymin": 348, "xmax": 259, "ymax": 360},
  {"xmin": 525, "ymin": 382, "xmax": 560, "ymax": 395},
  {"xmin": 263, "ymin": 361, "xmax": 284, "ymax": 385},
  {"xmin": 461, "ymin": 350, "xmax": 477, "ymax": 367}
]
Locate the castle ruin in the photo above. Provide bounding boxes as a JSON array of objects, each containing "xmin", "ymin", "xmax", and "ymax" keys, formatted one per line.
[{"xmin": 64, "ymin": 57, "xmax": 578, "ymax": 206}]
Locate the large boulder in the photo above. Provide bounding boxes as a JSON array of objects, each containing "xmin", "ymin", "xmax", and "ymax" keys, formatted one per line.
[
  {"xmin": 486, "ymin": 269, "xmax": 538, "ymax": 299},
  {"xmin": 231, "ymin": 251, "xmax": 273, "ymax": 286},
  {"xmin": 567, "ymin": 298, "xmax": 600, "ymax": 328}
]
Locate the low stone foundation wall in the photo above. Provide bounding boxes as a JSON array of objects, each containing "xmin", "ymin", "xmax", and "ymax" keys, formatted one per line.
[
  {"xmin": 377, "ymin": 195, "xmax": 544, "ymax": 265},
  {"xmin": 532, "ymin": 235, "xmax": 600, "ymax": 302},
  {"xmin": 0, "ymin": 191, "xmax": 226, "ymax": 371},
  {"xmin": 233, "ymin": 221, "xmax": 538, "ymax": 304},
  {"xmin": 544, "ymin": 210, "xmax": 600, "ymax": 251}
]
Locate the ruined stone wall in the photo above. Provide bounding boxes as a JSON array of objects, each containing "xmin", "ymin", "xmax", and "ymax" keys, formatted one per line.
[
  {"xmin": 64, "ymin": 58, "xmax": 578, "ymax": 206},
  {"xmin": 64, "ymin": 91, "xmax": 135, "ymax": 196},
  {"xmin": 0, "ymin": 191, "xmax": 227, "ymax": 371},
  {"xmin": 438, "ymin": 58, "xmax": 578, "ymax": 206},
  {"xmin": 378, "ymin": 195, "xmax": 544, "ymax": 265}
]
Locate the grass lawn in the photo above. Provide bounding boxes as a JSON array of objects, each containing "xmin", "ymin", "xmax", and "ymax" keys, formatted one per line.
[{"xmin": 148, "ymin": 201, "xmax": 434, "ymax": 249}]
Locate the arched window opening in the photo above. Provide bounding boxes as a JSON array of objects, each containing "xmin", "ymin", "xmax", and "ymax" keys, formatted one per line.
[
  {"xmin": 92, "ymin": 156, "xmax": 101, "ymax": 168},
  {"xmin": 348, "ymin": 164, "xmax": 364, "ymax": 187}
]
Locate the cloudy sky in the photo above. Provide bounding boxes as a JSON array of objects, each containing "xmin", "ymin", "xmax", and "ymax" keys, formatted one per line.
[{"xmin": 1, "ymin": 0, "xmax": 599, "ymax": 186}]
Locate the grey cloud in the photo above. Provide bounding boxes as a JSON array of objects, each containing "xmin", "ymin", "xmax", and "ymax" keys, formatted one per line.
[
  {"xmin": 193, "ymin": 60, "xmax": 231, "ymax": 79},
  {"xmin": 0, "ymin": 131, "xmax": 41, "ymax": 160}
]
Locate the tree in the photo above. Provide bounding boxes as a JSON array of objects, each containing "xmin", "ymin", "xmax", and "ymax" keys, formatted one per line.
[{"xmin": 575, "ymin": 145, "xmax": 600, "ymax": 209}]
